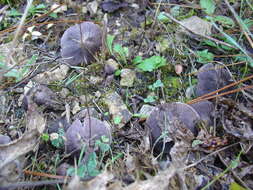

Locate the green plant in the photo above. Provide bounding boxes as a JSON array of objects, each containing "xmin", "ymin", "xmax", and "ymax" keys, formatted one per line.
[
  {"xmin": 67, "ymin": 136, "xmax": 111, "ymax": 178},
  {"xmin": 113, "ymin": 116, "xmax": 122, "ymax": 125},
  {"xmin": 41, "ymin": 133, "xmax": 50, "ymax": 142},
  {"xmin": 148, "ymin": 80, "xmax": 164, "ymax": 91},
  {"xmin": 134, "ymin": 55, "xmax": 166, "ymax": 72},
  {"xmin": 211, "ymin": 15, "xmax": 235, "ymax": 28},
  {"xmin": 200, "ymin": 0, "xmax": 216, "ymax": 15},
  {"xmin": 113, "ymin": 44, "xmax": 129, "ymax": 64},
  {"xmin": 196, "ymin": 49, "xmax": 214, "ymax": 63},
  {"xmin": 201, "ymin": 150, "xmax": 243, "ymax": 190},
  {"xmin": 28, "ymin": 3, "xmax": 47, "ymax": 16},
  {"xmin": 106, "ymin": 34, "xmax": 115, "ymax": 55},
  {"xmin": 50, "ymin": 128, "xmax": 65, "ymax": 149},
  {"xmin": 157, "ymin": 12, "xmax": 170, "ymax": 23},
  {"xmin": 0, "ymin": 54, "xmax": 37, "ymax": 82},
  {"xmin": 106, "ymin": 34, "xmax": 128, "ymax": 64},
  {"xmin": 144, "ymin": 95, "xmax": 157, "ymax": 103}
]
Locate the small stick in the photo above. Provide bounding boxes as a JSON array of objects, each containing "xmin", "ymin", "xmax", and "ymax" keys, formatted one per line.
[{"xmin": 0, "ymin": 179, "xmax": 66, "ymax": 190}]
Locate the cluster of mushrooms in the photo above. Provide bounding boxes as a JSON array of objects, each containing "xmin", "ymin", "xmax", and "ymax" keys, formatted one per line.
[{"xmin": 24, "ymin": 21, "xmax": 234, "ymax": 159}]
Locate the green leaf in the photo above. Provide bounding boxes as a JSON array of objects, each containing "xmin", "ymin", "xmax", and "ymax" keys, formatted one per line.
[
  {"xmin": 192, "ymin": 140, "xmax": 203, "ymax": 147},
  {"xmin": 202, "ymin": 39, "xmax": 218, "ymax": 48},
  {"xmin": 4, "ymin": 69, "xmax": 22, "ymax": 81},
  {"xmin": 200, "ymin": 0, "xmax": 216, "ymax": 15},
  {"xmin": 137, "ymin": 56, "xmax": 166, "ymax": 72},
  {"xmin": 113, "ymin": 116, "xmax": 122, "ymax": 125},
  {"xmin": 230, "ymin": 182, "xmax": 246, "ymax": 190},
  {"xmin": 96, "ymin": 139, "xmax": 110, "ymax": 152},
  {"xmin": 86, "ymin": 152, "xmax": 100, "ymax": 176},
  {"xmin": 157, "ymin": 12, "xmax": 170, "ymax": 23},
  {"xmin": 213, "ymin": 15, "xmax": 235, "ymax": 28},
  {"xmin": 148, "ymin": 79, "xmax": 164, "ymax": 90},
  {"xmin": 106, "ymin": 34, "xmax": 115, "ymax": 55},
  {"xmin": 36, "ymin": 4, "xmax": 46, "ymax": 9},
  {"xmin": 113, "ymin": 44, "xmax": 128, "ymax": 63},
  {"xmin": 41, "ymin": 133, "xmax": 49, "ymax": 142},
  {"xmin": 8, "ymin": 9, "xmax": 22, "ymax": 17},
  {"xmin": 230, "ymin": 159, "xmax": 239, "ymax": 169},
  {"xmin": 20, "ymin": 55, "xmax": 37, "ymax": 78},
  {"xmin": 196, "ymin": 49, "xmax": 214, "ymax": 63},
  {"xmin": 243, "ymin": 18, "xmax": 253, "ymax": 28},
  {"xmin": 114, "ymin": 69, "xmax": 121, "ymax": 76},
  {"xmin": 133, "ymin": 56, "xmax": 143, "ymax": 64},
  {"xmin": 49, "ymin": 12, "xmax": 58, "ymax": 18},
  {"xmin": 101, "ymin": 135, "xmax": 110, "ymax": 143},
  {"xmin": 132, "ymin": 113, "xmax": 148, "ymax": 118},
  {"xmin": 51, "ymin": 128, "xmax": 65, "ymax": 148},
  {"xmin": 170, "ymin": 6, "xmax": 180, "ymax": 17},
  {"xmin": 144, "ymin": 95, "xmax": 157, "ymax": 103}
]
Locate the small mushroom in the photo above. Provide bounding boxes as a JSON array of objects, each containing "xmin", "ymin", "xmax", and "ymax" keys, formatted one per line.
[
  {"xmin": 60, "ymin": 21, "xmax": 102, "ymax": 66},
  {"xmin": 195, "ymin": 63, "xmax": 234, "ymax": 97},
  {"xmin": 146, "ymin": 102, "xmax": 200, "ymax": 154},
  {"xmin": 189, "ymin": 100, "xmax": 214, "ymax": 126},
  {"xmin": 65, "ymin": 117, "xmax": 112, "ymax": 154},
  {"xmin": 22, "ymin": 84, "xmax": 63, "ymax": 110},
  {"xmin": 47, "ymin": 117, "xmax": 70, "ymax": 134},
  {"xmin": 0, "ymin": 135, "xmax": 11, "ymax": 145}
]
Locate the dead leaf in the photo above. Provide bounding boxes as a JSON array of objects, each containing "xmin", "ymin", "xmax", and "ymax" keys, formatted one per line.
[
  {"xmin": 100, "ymin": 1, "xmax": 128, "ymax": 13},
  {"xmin": 65, "ymin": 171, "xmax": 114, "ymax": 190}
]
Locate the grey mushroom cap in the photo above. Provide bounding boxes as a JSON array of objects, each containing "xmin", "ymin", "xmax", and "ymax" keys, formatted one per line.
[
  {"xmin": 61, "ymin": 22, "xmax": 102, "ymax": 66},
  {"xmin": 146, "ymin": 102, "xmax": 201, "ymax": 153},
  {"xmin": 22, "ymin": 84, "xmax": 63, "ymax": 110},
  {"xmin": 195, "ymin": 63, "xmax": 234, "ymax": 97},
  {"xmin": 65, "ymin": 117, "xmax": 112, "ymax": 154},
  {"xmin": 0, "ymin": 135, "xmax": 11, "ymax": 145},
  {"xmin": 190, "ymin": 100, "xmax": 214, "ymax": 126}
]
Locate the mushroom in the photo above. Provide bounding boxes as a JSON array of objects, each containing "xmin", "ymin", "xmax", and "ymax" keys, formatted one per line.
[
  {"xmin": 65, "ymin": 117, "xmax": 112, "ymax": 154},
  {"xmin": 60, "ymin": 21, "xmax": 102, "ymax": 66},
  {"xmin": 146, "ymin": 102, "xmax": 200, "ymax": 154},
  {"xmin": 22, "ymin": 84, "xmax": 63, "ymax": 110},
  {"xmin": 195, "ymin": 63, "xmax": 234, "ymax": 97},
  {"xmin": 0, "ymin": 135, "xmax": 11, "ymax": 145},
  {"xmin": 189, "ymin": 100, "xmax": 214, "ymax": 126}
]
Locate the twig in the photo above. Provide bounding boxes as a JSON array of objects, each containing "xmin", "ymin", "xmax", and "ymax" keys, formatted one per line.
[
  {"xmin": 187, "ymin": 74, "xmax": 253, "ymax": 104},
  {"xmin": 224, "ymin": 0, "xmax": 253, "ymax": 42},
  {"xmin": 182, "ymin": 142, "xmax": 239, "ymax": 170},
  {"xmin": 187, "ymin": 85, "xmax": 253, "ymax": 105},
  {"xmin": 0, "ymin": 179, "xmax": 65, "ymax": 190}
]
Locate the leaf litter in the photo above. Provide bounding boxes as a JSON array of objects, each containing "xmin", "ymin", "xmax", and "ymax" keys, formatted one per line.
[{"xmin": 0, "ymin": 0, "xmax": 253, "ymax": 190}]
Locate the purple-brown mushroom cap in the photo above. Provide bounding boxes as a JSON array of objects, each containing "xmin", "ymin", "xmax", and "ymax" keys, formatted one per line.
[
  {"xmin": 22, "ymin": 85, "xmax": 63, "ymax": 110},
  {"xmin": 190, "ymin": 100, "xmax": 214, "ymax": 126},
  {"xmin": 61, "ymin": 22, "xmax": 102, "ymax": 66},
  {"xmin": 65, "ymin": 117, "xmax": 111, "ymax": 154},
  {"xmin": 146, "ymin": 102, "xmax": 200, "ymax": 153},
  {"xmin": 0, "ymin": 135, "xmax": 11, "ymax": 145},
  {"xmin": 196, "ymin": 63, "xmax": 233, "ymax": 97}
]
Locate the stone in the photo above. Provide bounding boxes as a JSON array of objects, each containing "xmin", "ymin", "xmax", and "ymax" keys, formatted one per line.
[
  {"xmin": 104, "ymin": 59, "xmax": 119, "ymax": 75},
  {"xmin": 87, "ymin": 1, "xmax": 98, "ymax": 15},
  {"xmin": 139, "ymin": 105, "xmax": 156, "ymax": 118},
  {"xmin": 120, "ymin": 69, "xmax": 136, "ymax": 87},
  {"xmin": 104, "ymin": 92, "xmax": 132, "ymax": 128}
]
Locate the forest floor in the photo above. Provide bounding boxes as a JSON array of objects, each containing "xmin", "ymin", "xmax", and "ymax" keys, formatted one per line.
[{"xmin": 0, "ymin": 0, "xmax": 253, "ymax": 190}]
